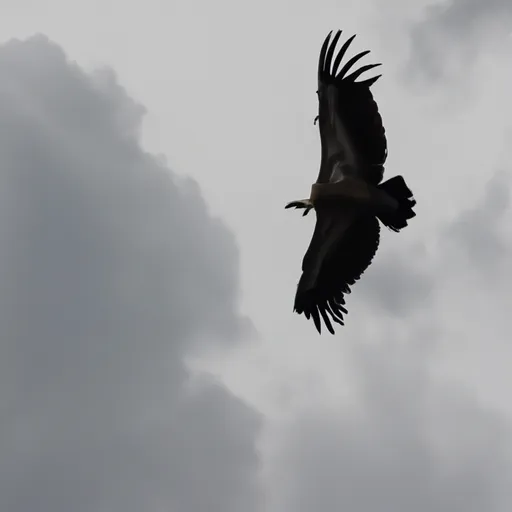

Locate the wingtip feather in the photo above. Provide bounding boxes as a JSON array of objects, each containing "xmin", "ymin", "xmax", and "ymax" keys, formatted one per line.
[
  {"xmin": 345, "ymin": 63, "xmax": 382, "ymax": 82},
  {"xmin": 332, "ymin": 33, "xmax": 357, "ymax": 76},
  {"xmin": 359, "ymin": 74, "xmax": 382, "ymax": 87},
  {"xmin": 336, "ymin": 49, "xmax": 371, "ymax": 79},
  {"xmin": 318, "ymin": 31, "xmax": 333, "ymax": 78},
  {"xmin": 324, "ymin": 30, "xmax": 342, "ymax": 77},
  {"xmin": 311, "ymin": 307, "xmax": 322, "ymax": 334}
]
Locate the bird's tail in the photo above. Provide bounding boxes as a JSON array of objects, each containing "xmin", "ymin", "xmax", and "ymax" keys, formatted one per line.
[{"xmin": 376, "ymin": 176, "xmax": 416, "ymax": 232}]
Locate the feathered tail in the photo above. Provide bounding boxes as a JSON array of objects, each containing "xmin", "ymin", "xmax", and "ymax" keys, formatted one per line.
[{"xmin": 376, "ymin": 176, "xmax": 416, "ymax": 232}]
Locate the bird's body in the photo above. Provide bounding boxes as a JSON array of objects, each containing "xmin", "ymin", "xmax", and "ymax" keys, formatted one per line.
[{"xmin": 286, "ymin": 30, "xmax": 416, "ymax": 334}]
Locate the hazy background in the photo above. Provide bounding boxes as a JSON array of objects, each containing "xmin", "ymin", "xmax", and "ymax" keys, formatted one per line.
[{"xmin": 0, "ymin": 0, "xmax": 511, "ymax": 510}]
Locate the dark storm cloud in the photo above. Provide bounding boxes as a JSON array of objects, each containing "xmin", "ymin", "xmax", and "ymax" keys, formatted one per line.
[
  {"xmin": 0, "ymin": 35, "xmax": 261, "ymax": 512},
  {"xmin": 405, "ymin": 0, "xmax": 512, "ymax": 83}
]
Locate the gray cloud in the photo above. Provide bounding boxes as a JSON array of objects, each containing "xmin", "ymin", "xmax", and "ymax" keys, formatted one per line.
[
  {"xmin": 444, "ymin": 170, "xmax": 511, "ymax": 278},
  {"xmin": 355, "ymin": 244, "xmax": 433, "ymax": 317},
  {"xmin": 275, "ymin": 337, "xmax": 512, "ymax": 512},
  {"xmin": 273, "ymin": 167, "xmax": 512, "ymax": 511},
  {"xmin": 354, "ymin": 168, "xmax": 511, "ymax": 318},
  {"xmin": 0, "ymin": 35, "xmax": 262, "ymax": 512},
  {"xmin": 405, "ymin": 0, "xmax": 512, "ymax": 83}
]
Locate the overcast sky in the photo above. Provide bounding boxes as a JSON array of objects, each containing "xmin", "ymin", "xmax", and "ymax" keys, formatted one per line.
[{"xmin": 0, "ymin": 0, "xmax": 511, "ymax": 511}]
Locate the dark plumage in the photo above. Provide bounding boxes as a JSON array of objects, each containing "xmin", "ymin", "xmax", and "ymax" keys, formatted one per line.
[{"xmin": 285, "ymin": 29, "xmax": 417, "ymax": 334}]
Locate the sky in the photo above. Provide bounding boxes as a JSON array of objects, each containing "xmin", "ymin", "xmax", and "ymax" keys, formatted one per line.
[{"xmin": 0, "ymin": 0, "xmax": 511, "ymax": 511}]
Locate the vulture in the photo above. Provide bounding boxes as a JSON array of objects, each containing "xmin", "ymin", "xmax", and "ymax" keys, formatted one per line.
[{"xmin": 286, "ymin": 29, "xmax": 416, "ymax": 334}]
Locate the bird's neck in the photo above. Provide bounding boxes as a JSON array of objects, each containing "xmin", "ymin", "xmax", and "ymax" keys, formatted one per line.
[{"xmin": 310, "ymin": 177, "xmax": 371, "ymax": 203}]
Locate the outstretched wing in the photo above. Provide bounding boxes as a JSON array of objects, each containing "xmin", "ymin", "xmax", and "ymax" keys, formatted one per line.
[
  {"xmin": 293, "ymin": 210, "xmax": 380, "ymax": 334},
  {"xmin": 316, "ymin": 30, "xmax": 387, "ymax": 186}
]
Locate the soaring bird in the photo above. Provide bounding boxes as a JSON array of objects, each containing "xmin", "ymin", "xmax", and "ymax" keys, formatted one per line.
[{"xmin": 286, "ymin": 29, "xmax": 416, "ymax": 334}]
